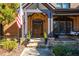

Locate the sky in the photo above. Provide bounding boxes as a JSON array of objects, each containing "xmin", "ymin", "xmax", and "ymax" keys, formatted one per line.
[{"xmin": 0, "ymin": 0, "xmax": 79, "ymax": 3}]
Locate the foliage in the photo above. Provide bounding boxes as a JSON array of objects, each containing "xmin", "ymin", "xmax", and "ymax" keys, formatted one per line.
[
  {"xmin": 3, "ymin": 39, "xmax": 18, "ymax": 51},
  {"xmin": 44, "ymin": 32, "xmax": 47, "ymax": 39},
  {"xmin": 44, "ymin": 32, "xmax": 47, "ymax": 38},
  {"xmin": 0, "ymin": 39, "xmax": 7, "ymax": 44},
  {"xmin": 52, "ymin": 43, "xmax": 79, "ymax": 56},
  {"xmin": 0, "ymin": 39, "xmax": 6, "ymax": 48},
  {"xmin": 27, "ymin": 31, "xmax": 31, "ymax": 41},
  {"xmin": 20, "ymin": 38, "xmax": 25, "ymax": 45},
  {"xmin": 53, "ymin": 45, "xmax": 71, "ymax": 56},
  {"xmin": 0, "ymin": 3, "xmax": 19, "ymax": 24},
  {"xmin": 0, "ymin": 3, "xmax": 19, "ymax": 39}
]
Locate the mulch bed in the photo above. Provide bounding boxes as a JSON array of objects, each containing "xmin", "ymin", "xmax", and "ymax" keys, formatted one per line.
[{"xmin": 0, "ymin": 45, "xmax": 25, "ymax": 56}]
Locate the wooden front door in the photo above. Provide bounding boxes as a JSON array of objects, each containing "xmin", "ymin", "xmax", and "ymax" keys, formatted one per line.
[
  {"xmin": 32, "ymin": 20, "xmax": 43, "ymax": 37},
  {"xmin": 28, "ymin": 13, "xmax": 48, "ymax": 38}
]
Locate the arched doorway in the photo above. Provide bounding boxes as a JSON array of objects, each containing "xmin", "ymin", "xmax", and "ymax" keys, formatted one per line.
[
  {"xmin": 28, "ymin": 13, "xmax": 48, "ymax": 37},
  {"xmin": 53, "ymin": 16, "xmax": 73, "ymax": 35}
]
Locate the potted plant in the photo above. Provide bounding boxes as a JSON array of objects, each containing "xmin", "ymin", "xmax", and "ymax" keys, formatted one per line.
[
  {"xmin": 44, "ymin": 32, "xmax": 48, "ymax": 45},
  {"xmin": 27, "ymin": 31, "xmax": 31, "ymax": 42},
  {"xmin": 24, "ymin": 31, "xmax": 31, "ymax": 47}
]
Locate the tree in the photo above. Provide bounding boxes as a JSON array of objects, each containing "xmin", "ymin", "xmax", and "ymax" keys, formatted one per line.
[
  {"xmin": 0, "ymin": 3, "xmax": 19, "ymax": 24},
  {"xmin": 0, "ymin": 3, "xmax": 19, "ymax": 38}
]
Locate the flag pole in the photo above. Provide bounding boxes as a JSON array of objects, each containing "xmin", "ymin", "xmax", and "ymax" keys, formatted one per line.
[{"xmin": 18, "ymin": 26, "xmax": 20, "ymax": 48}]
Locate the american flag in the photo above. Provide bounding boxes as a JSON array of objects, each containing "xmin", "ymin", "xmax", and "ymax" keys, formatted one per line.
[{"xmin": 16, "ymin": 4, "xmax": 23, "ymax": 28}]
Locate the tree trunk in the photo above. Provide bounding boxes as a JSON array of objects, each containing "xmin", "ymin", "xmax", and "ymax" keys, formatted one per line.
[{"xmin": 0, "ymin": 23, "xmax": 4, "ymax": 39}]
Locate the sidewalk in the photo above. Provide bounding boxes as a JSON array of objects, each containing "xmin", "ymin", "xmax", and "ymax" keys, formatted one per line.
[
  {"xmin": 20, "ymin": 47, "xmax": 51, "ymax": 56},
  {"xmin": 20, "ymin": 39, "xmax": 52, "ymax": 56}
]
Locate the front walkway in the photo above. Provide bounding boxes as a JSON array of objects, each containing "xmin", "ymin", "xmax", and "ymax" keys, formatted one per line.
[{"xmin": 20, "ymin": 38, "xmax": 52, "ymax": 56}]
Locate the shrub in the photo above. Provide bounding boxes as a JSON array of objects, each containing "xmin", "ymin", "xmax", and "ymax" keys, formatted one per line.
[
  {"xmin": 71, "ymin": 48, "xmax": 79, "ymax": 56},
  {"xmin": 27, "ymin": 31, "xmax": 31, "ymax": 41},
  {"xmin": 53, "ymin": 45, "xmax": 70, "ymax": 56},
  {"xmin": 20, "ymin": 39, "xmax": 28, "ymax": 47},
  {"xmin": 52, "ymin": 44, "xmax": 79, "ymax": 56},
  {"xmin": 43, "ymin": 32, "xmax": 48, "ymax": 44},
  {"xmin": 20, "ymin": 39, "xmax": 25, "ymax": 45},
  {"xmin": 0, "ymin": 39, "xmax": 6, "ymax": 48},
  {"xmin": 0, "ymin": 39, "xmax": 6, "ymax": 43},
  {"xmin": 3, "ymin": 40, "xmax": 18, "ymax": 51},
  {"xmin": 44, "ymin": 32, "xmax": 47, "ymax": 39}
]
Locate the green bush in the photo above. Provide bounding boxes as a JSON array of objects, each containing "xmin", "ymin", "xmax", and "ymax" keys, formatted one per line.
[
  {"xmin": 0, "ymin": 39, "xmax": 6, "ymax": 48},
  {"xmin": 44, "ymin": 32, "xmax": 47, "ymax": 40},
  {"xmin": 71, "ymin": 48, "xmax": 79, "ymax": 56},
  {"xmin": 52, "ymin": 44, "xmax": 79, "ymax": 56},
  {"xmin": 3, "ymin": 40, "xmax": 18, "ymax": 51},
  {"xmin": 53, "ymin": 45, "xmax": 70, "ymax": 56},
  {"xmin": 0, "ymin": 39, "xmax": 6, "ymax": 44},
  {"xmin": 20, "ymin": 39, "xmax": 25, "ymax": 45},
  {"xmin": 27, "ymin": 31, "xmax": 31, "ymax": 41}
]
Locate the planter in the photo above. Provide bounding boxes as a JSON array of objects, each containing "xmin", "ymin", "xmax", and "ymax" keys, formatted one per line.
[
  {"xmin": 44, "ymin": 38, "xmax": 48, "ymax": 44},
  {"xmin": 23, "ymin": 39, "xmax": 30, "ymax": 47}
]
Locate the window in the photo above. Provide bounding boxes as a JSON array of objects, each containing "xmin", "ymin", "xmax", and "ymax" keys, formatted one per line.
[
  {"xmin": 63, "ymin": 3, "xmax": 70, "ymax": 8},
  {"xmin": 53, "ymin": 21, "xmax": 72, "ymax": 34},
  {"xmin": 53, "ymin": 16, "xmax": 73, "ymax": 35},
  {"xmin": 56, "ymin": 3, "xmax": 70, "ymax": 9},
  {"xmin": 56, "ymin": 3, "xmax": 62, "ymax": 8}
]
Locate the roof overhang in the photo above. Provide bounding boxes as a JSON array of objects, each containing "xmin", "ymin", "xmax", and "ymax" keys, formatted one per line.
[
  {"xmin": 53, "ymin": 9, "xmax": 79, "ymax": 15},
  {"xmin": 22, "ymin": 3, "xmax": 56, "ymax": 11},
  {"xmin": 22, "ymin": 3, "xmax": 79, "ymax": 16}
]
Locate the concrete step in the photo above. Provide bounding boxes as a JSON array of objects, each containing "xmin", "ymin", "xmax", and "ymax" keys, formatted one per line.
[
  {"xmin": 26, "ymin": 39, "xmax": 46, "ymax": 47},
  {"xmin": 27, "ymin": 42, "xmax": 38, "ymax": 47}
]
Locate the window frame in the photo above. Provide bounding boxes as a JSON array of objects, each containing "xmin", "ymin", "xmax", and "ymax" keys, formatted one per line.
[{"xmin": 56, "ymin": 3, "xmax": 70, "ymax": 9}]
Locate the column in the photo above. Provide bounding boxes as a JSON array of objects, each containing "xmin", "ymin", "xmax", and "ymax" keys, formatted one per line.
[
  {"xmin": 22, "ymin": 14, "xmax": 24, "ymax": 38},
  {"xmin": 48, "ymin": 15, "xmax": 50, "ymax": 35},
  {"xmin": 24, "ymin": 11, "xmax": 27, "ymax": 36},
  {"xmin": 50, "ymin": 12, "xmax": 53, "ymax": 37}
]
